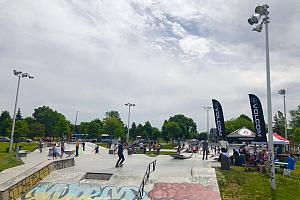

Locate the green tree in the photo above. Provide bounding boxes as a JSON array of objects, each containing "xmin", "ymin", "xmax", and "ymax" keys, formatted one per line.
[
  {"xmin": 199, "ymin": 132, "xmax": 208, "ymax": 140},
  {"xmin": 33, "ymin": 106, "xmax": 70, "ymax": 139},
  {"xmin": 273, "ymin": 111, "xmax": 285, "ymax": 137},
  {"xmin": 16, "ymin": 108, "xmax": 23, "ymax": 121},
  {"xmin": 105, "ymin": 111, "xmax": 121, "ymax": 121},
  {"xmin": 92, "ymin": 118, "xmax": 103, "ymax": 127},
  {"xmin": 290, "ymin": 105, "xmax": 300, "ymax": 128},
  {"xmin": 164, "ymin": 121, "xmax": 181, "ymax": 141},
  {"xmin": 129, "ymin": 122, "xmax": 138, "ymax": 140},
  {"xmin": 103, "ymin": 117, "xmax": 124, "ymax": 139},
  {"xmin": 53, "ymin": 113, "xmax": 70, "ymax": 139},
  {"xmin": 33, "ymin": 106, "xmax": 56, "ymax": 137},
  {"xmin": 152, "ymin": 127, "xmax": 161, "ymax": 141},
  {"xmin": 137, "ymin": 124, "xmax": 144, "ymax": 138},
  {"xmin": 225, "ymin": 114, "xmax": 254, "ymax": 134},
  {"xmin": 87, "ymin": 121, "xmax": 101, "ymax": 139},
  {"xmin": 292, "ymin": 128, "xmax": 300, "ymax": 144},
  {"xmin": 143, "ymin": 121, "xmax": 153, "ymax": 140},
  {"xmin": 28, "ymin": 122, "xmax": 45, "ymax": 138},
  {"xmin": 24, "ymin": 117, "xmax": 35, "ymax": 125},
  {"xmin": 161, "ymin": 120, "xmax": 170, "ymax": 142},
  {"xmin": 14, "ymin": 120, "xmax": 29, "ymax": 141},
  {"xmin": 80, "ymin": 122, "xmax": 89, "ymax": 138},
  {"xmin": 168, "ymin": 114, "xmax": 197, "ymax": 139},
  {"xmin": 0, "ymin": 111, "xmax": 11, "ymax": 137}
]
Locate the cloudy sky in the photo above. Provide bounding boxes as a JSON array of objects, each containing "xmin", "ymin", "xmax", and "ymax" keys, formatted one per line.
[{"xmin": 1, "ymin": 0, "xmax": 300, "ymax": 132}]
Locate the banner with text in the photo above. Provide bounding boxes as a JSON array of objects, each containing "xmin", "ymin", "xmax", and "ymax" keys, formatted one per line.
[
  {"xmin": 212, "ymin": 99, "xmax": 226, "ymax": 138},
  {"xmin": 248, "ymin": 94, "xmax": 267, "ymax": 142}
]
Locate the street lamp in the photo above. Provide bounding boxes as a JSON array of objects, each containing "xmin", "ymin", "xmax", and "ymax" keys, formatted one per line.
[
  {"xmin": 203, "ymin": 106, "xmax": 212, "ymax": 141},
  {"xmin": 248, "ymin": 4, "xmax": 276, "ymax": 192},
  {"xmin": 9, "ymin": 70, "xmax": 34, "ymax": 152},
  {"xmin": 72, "ymin": 111, "xmax": 79, "ymax": 142},
  {"xmin": 278, "ymin": 89, "xmax": 288, "ymax": 147},
  {"xmin": 125, "ymin": 103, "xmax": 135, "ymax": 142}
]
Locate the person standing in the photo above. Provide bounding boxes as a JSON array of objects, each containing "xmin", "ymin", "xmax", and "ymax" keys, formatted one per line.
[
  {"xmin": 156, "ymin": 142, "xmax": 161, "ymax": 155},
  {"xmin": 60, "ymin": 140, "xmax": 65, "ymax": 159},
  {"xmin": 39, "ymin": 139, "xmax": 43, "ymax": 153},
  {"xmin": 115, "ymin": 141, "xmax": 125, "ymax": 167},
  {"xmin": 82, "ymin": 141, "xmax": 85, "ymax": 151},
  {"xmin": 202, "ymin": 140, "xmax": 209, "ymax": 160},
  {"xmin": 95, "ymin": 144, "xmax": 99, "ymax": 154},
  {"xmin": 52, "ymin": 143, "xmax": 58, "ymax": 160},
  {"xmin": 75, "ymin": 139, "xmax": 80, "ymax": 156}
]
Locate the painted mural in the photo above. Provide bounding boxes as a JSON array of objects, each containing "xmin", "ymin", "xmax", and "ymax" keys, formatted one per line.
[
  {"xmin": 22, "ymin": 182, "xmax": 146, "ymax": 200},
  {"xmin": 148, "ymin": 182, "xmax": 220, "ymax": 200}
]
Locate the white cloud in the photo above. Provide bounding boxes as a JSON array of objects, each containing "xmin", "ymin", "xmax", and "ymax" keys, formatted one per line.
[{"xmin": 0, "ymin": 0, "xmax": 300, "ymax": 132}]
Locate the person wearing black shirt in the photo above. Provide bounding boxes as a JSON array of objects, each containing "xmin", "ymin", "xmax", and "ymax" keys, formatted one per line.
[
  {"xmin": 115, "ymin": 141, "xmax": 125, "ymax": 167},
  {"xmin": 202, "ymin": 140, "xmax": 209, "ymax": 160}
]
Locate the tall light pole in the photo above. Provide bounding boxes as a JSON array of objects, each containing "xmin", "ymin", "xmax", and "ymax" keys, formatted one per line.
[
  {"xmin": 125, "ymin": 103, "xmax": 135, "ymax": 142},
  {"xmin": 72, "ymin": 111, "xmax": 79, "ymax": 141},
  {"xmin": 278, "ymin": 89, "xmax": 288, "ymax": 150},
  {"xmin": 203, "ymin": 106, "xmax": 212, "ymax": 141},
  {"xmin": 248, "ymin": 4, "xmax": 276, "ymax": 192},
  {"xmin": 9, "ymin": 70, "xmax": 34, "ymax": 152}
]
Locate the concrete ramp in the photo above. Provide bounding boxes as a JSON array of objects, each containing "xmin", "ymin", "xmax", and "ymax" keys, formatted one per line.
[{"xmin": 145, "ymin": 167, "xmax": 221, "ymax": 200}]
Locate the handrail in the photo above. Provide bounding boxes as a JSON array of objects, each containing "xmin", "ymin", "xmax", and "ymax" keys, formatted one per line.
[{"xmin": 136, "ymin": 160, "xmax": 157, "ymax": 200}]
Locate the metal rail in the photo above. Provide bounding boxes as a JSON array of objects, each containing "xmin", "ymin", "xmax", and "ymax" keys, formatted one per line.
[{"xmin": 136, "ymin": 160, "xmax": 157, "ymax": 200}]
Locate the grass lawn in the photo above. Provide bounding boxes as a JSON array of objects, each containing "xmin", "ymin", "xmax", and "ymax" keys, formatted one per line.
[
  {"xmin": 0, "ymin": 142, "xmax": 38, "ymax": 172},
  {"xmin": 160, "ymin": 143, "xmax": 174, "ymax": 149},
  {"xmin": 216, "ymin": 162, "xmax": 300, "ymax": 200}
]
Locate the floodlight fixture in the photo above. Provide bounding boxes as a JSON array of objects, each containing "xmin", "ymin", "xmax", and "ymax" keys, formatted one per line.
[
  {"xmin": 278, "ymin": 89, "xmax": 286, "ymax": 95},
  {"xmin": 255, "ymin": 4, "xmax": 269, "ymax": 15},
  {"xmin": 22, "ymin": 73, "xmax": 28, "ymax": 77},
  {"xmin": 252, "ymin": 23, "xmax": 263, "ymax": 32},
  {"xmin": 13, "ymin": 70, "xmax": 22, "ymax": 76},
  {"xmin": 248, "ymin": 14, "xmax": 261, "ymax": 25}
]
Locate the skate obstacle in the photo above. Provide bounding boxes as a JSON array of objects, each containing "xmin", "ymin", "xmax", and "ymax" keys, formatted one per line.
[{"xmin": 0, "ymin": 158, "xmax": 75, "ymax": 200}]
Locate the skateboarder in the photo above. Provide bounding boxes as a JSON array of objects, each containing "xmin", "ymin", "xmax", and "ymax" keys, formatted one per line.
[{"xmin": 115, "ymin": 141, "xmax": 125, "ymax": 167}]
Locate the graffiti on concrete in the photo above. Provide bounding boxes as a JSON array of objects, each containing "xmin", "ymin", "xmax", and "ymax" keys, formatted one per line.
[
  {"xmin": 9, "ymin": 166, "xmax": 50, "ymax": 200},
  {"xmin": 113, "ymin": 175, "xmax": 141, "ymax": 182},
  {"xmin": 0, "ymin": 161, "xmax": 49, "ymax": 189},
  {"xmin": 22, "ymin": 182, "xmax": 146, "ymax": 200},
  {"xmin": 48, "ymin": 171, "xmax": 85, "ymax": 181},
  {"xmin": 148, "ymin": 182, "xmax": 220, "ymax": 200},
  {"xmin": 53, "ymin": 158, "xmax": 75, "ymax": 170},
  {"xmin": 190, "ymin": 176, "xmax": 214, "ymax": 185}
]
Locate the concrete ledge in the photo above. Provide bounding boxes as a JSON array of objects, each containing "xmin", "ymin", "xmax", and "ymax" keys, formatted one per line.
[
  {"xmin": 18, "ymin": 150, "xmax": 29, "ymax": 157},
  {"xmin": 0, "ymin": 158, "xmax": 75, "ymax": 200}
]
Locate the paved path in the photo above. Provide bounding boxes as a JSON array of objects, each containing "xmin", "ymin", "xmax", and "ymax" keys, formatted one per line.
[{"xmin": 1, "ymin": 142, "xmax": 221, "ymax": 200}]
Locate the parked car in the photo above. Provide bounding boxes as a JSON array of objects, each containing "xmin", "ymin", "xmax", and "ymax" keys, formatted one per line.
[
  {"xmin": 26, "ymin": 139, "xmax": 33, "ymax": 143},
  {"xmin": 0, "ymin": 137, "xmax": 10, "ymax": 142}
]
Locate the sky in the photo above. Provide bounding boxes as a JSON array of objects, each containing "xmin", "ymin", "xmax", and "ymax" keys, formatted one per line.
[{"xmin": 0, "ymin": 0, "xmax": 300, "ymax": 132}]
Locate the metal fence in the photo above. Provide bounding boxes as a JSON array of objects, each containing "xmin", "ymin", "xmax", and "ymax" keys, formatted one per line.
[{"xmin": 136, "ymin": 160, "xmax": 157, "ymax": 200}]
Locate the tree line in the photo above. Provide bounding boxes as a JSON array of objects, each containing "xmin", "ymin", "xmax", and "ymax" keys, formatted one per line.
[{"xmin": 0, "ymin": 105, "xmax": 300, "ymax": 143}]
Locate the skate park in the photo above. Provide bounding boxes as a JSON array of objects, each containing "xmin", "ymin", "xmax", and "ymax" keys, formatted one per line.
[{"xmin": 0, "ymin": 142, "xmax": 221, "ymax": 200}]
